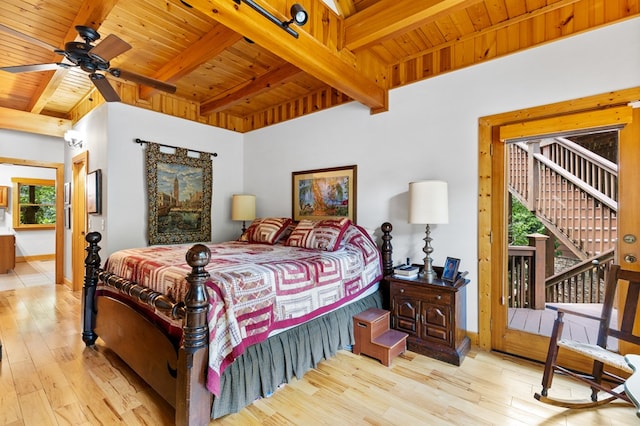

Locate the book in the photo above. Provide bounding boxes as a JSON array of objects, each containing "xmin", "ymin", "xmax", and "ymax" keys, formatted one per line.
[{"xmin": 393, "ymin": 265, "xmax": 419, "ymax": 277}]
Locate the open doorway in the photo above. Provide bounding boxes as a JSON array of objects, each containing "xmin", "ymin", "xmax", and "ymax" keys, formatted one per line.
[
  {"xmin": 477, "ymin": 87, "xmax": 640, "ymax": 371},
  {"xmin": 71, "ymin": 152, "xmax": 88, "ymax": 292},
  {"xmin": 0, "ymin": 156, "xmax": 64, "ymax": 286},
  {"xmin": 505, "ymin": 130, "xmax": 618, "ymax": 341}
]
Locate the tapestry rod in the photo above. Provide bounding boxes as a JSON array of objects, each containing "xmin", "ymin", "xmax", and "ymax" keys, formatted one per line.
[{"xmin": 134, "ymin": 138, "xmax": 218, "ymax": 158}]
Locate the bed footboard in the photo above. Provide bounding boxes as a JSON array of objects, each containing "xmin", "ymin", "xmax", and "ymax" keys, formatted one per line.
[{"xmin": 82, "ymin": 232, "xmax": 213, "ymax": 426}]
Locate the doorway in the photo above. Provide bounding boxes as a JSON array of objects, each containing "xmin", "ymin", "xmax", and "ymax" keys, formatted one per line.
[
  {"xmin": 504, "ymin": 130, "xmax": 618, "ymax": 339},
  {"xmin": 72, "ymin": 152, "xmax": 88, "ymax": 291},
  {"xmin": 0, "ymin": 157, "xmax": 64, "ymax": 285},
  {"xmin": 477, "ymin": 87, "xmax": 640, "ymax": 368}
]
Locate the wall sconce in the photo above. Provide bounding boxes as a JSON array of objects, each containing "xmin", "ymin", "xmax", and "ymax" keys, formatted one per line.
[
  {"xmin": 231, "ymin": 194, "xmax": 256, "ymax": 234},
  {"xmin": 64, "ymin": 129, "xmax": 84, "ymax": 149},
  {"xmin": 409, "ymin": 180, "xmax": 449, "ymax": 282},
  {"xmin": 232, "ymin": 0, "xmax": 308, "ymax": 38}
]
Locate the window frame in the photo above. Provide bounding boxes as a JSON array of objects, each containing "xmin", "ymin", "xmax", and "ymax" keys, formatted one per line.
[{"xmin": 11, "ymin": 177, "xmax": 56, "ymax": 230}]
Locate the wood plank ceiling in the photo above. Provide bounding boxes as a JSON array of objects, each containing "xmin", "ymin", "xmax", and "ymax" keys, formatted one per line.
[{"xmin": 0, "ymin": 0, "xmax": 638, "ymax": 136}]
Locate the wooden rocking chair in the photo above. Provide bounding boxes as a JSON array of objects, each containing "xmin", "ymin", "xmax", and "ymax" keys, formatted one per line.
[{"xmin": 534, "ymin": 264, "xmax": 640, "ymax": 408}]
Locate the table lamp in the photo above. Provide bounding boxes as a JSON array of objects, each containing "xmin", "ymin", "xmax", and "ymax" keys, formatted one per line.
[
  {"xmin": 231, "ymin": 194, "xmax": 256, "ymax": 234},
  {"xmin": 409, "ymin": 181, "xmax": 449, "ymax": 281}
]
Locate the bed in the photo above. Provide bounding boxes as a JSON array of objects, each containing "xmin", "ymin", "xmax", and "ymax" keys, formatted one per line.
[{"xmin": 81, "ymin": 218, "xmax": 395, "ymax": 425}]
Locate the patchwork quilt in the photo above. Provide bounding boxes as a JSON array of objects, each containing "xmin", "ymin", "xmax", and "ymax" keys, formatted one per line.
[{"xmin": 103, "ymin": 224, "xmax": 382, "ymax": 395}]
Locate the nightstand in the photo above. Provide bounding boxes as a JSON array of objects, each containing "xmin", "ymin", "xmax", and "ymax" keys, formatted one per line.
[{"xmin": 387, "ymin": 267, "xmax": 470, "ymax": 365}]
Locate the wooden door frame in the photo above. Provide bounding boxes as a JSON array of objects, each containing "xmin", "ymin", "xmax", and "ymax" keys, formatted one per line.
[
  {"xmin": 0, "ymin": 157, "xmax": 64, "ymax": 284},
  {"xmin": 477, "ymin": 87, "xmax": 640, "ymax": 359},
  {"xmin": 72, "ymin": 152, "xmax": 88, "ymax": 292}
]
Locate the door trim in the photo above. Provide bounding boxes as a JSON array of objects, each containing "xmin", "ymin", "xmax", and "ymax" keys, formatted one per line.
[
  {"xmin": 477, "ymin": 87, "xmax": 640, "ymax": 357},
  {"xmin": 72, "ymin": 152, "xmax": 88, "ymax": 292}
]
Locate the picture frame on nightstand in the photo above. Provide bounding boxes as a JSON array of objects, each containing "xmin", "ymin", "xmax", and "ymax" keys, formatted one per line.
[{"xmin": 441, "ymin": 257, "xmax": 460, "ymax": 282}]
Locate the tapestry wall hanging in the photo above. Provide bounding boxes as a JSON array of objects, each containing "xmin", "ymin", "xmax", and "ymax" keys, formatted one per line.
[{"xmin": 145, "ymin": 143, "xmax": 212, "ymax": 245}]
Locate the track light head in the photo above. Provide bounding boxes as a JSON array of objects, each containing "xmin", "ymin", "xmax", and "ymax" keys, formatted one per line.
[{"xmin": 290, "ymin": 4, "xmax": 308, "ymax": 26}]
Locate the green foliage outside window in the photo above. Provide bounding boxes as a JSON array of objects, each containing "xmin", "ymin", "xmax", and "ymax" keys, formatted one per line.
[
  {"xmin": 509, "ymin": 198, "xmax": 545, "ymax": 246},
  {"xmin": 12, "ymin": 178, "xmax": 56, "ymax": 229}
]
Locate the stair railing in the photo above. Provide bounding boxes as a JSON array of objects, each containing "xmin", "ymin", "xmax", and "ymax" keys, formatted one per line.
[
  {"xmin": 534, "ymin": 153, "xmax": 617, "ymax": 258},
  {"xmin": 541, "ymin": 137, "xmax": 618, "ymax": 202},
  {"xmin": 508, "ymin": 139, "xmax": 618, "ymax": 259},
  {"xmin": 507, "ymin": 234, "xmax": 548, "ymax": 309},
  {"xmin": 544, "ymin": 248, "xmax": 615, "ymax": 304}
]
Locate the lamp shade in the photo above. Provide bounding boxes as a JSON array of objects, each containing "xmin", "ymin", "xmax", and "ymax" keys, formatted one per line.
[
  {"xmin": 408, "ymin": 181, "xmax": 449, "ymax": 224},
  {"xmin": 231, "ymin": 194, "xmax": 256, "ymax": 221}
]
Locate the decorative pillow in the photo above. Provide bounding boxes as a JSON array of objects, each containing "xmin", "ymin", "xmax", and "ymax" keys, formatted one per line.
[
  {"xmin": 243, "ymin": 217, "xmax": 292, "ymax": 245},
  {"xmin": 285, "ymin": 218, "xmax": 351, "ymax": 251}
]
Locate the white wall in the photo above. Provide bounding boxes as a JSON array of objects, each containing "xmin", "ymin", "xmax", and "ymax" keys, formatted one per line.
[
  {"xmin": 84, "ymin": 103, "xmax": 244, "ymax": 256},
  {"xmin": 0, "ymin": 129, "xmax": 63, "ymax": 258},
  {"xmin": 243, "ymin": 17, "xmax": 640, "ymax": 333}
]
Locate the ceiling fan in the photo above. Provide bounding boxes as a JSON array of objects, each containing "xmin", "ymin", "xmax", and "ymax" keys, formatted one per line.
[{"xmin": 0, "ymin": 24, "xmax": 176, "ymax": 102}]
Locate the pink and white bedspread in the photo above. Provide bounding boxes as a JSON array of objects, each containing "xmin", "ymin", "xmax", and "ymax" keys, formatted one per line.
[{"xmin": 103, "ymin": 224, "xmax": 382, "ymax": 395}]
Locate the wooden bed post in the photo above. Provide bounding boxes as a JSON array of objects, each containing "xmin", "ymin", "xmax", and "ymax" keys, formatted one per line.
[
  {"xmin": 176, "ymin": 243, "xmax": 213, "ymax": 426},
  {"xmin": 381, "ymin": 222, "xmax": 393, "ymax": 276},
  {"xmin": 82, "ymin": 232, "xmax": 101, "ymax": 346}
]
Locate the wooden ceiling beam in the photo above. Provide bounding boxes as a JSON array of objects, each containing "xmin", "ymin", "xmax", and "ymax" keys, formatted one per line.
[
  {"xmin": 185, "ymin": 0, "xmax": 386, "ymax": 113},
  {"xmin": 344, "ymin": 0, "xmax": 478, "ymax": 51},
  {"xmin": 0, "ymin": 106, "xmax": 71, "ymax": 137},
  {"xmin": 333, "ymin": 0, "xmax": 357, "ymax": 17},
  {"xmin": 139, "ymin": 24, "xmax": 243, "ymax": 99},
  {"xmin": 201, "ymin": 62, "xmax": 303, "ymax": 114},
  {"xmin": 29, "ymin": 0, "xmax": 121, "ymax": 113}
]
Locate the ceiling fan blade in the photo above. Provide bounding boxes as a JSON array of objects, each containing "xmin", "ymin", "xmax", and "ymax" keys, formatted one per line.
[
  {"xmin": 1, "ymin": 63, "xmax": 67, "ymax": 73},
  {"xmin": 88, "ymin": 34, "xmax": 132, "ymax": 62},
  {"xmin": 108, "ymin": 68, "xmax": 177, "ymax": 94},
  {"xmin": 0, "ymin": 23, "xmax": 58, "ymax": 53},
  {"xmin": 89, "ymin": 73, "xmax": 120, "ymax": 102}
]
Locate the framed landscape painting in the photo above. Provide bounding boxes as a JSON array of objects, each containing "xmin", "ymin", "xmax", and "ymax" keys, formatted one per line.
[{"xmin": 292, "ymin": 165, "xmax": 357, "ymax": 223}]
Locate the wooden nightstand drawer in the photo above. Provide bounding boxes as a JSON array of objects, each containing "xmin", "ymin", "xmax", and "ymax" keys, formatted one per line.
[{"xmin": 422, "ymin": 291, "xmax": 451, "ymax": 305}]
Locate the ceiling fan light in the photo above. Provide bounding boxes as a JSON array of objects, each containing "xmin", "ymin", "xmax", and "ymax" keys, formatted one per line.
[{"xmin": 290, "ymin": 4, "xmax": 308, "ymax": 26}]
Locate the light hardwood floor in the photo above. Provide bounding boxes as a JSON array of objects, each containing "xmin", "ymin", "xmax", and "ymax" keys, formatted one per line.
[{"xmin": 0, "ymin": 262, "xmax": 637, "ymax": 425}]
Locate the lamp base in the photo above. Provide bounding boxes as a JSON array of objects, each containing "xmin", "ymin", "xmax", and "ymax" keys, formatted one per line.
[{"xmin": 419, "ymin": 224, "xmax": 437, "ymax": 282}]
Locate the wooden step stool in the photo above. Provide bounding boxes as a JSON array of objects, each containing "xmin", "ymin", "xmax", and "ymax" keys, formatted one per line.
[{"xmin": 353, "ymin": 308, "xmax": 408, "ymax": 367}]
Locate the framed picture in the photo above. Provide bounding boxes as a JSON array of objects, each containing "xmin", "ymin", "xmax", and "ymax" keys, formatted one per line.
[
  {"xmin": 64, "ymin": 206, "xmax": 71, "ymax": 229},
  {"xmin": 441, "ymin": 257, "xmax": 460, "ymax": 282},
  {"xmin": 86, "ymin": 169, "xmax": 101, "ymax": 214},
  {"xmin": 63, "ymin": 182, "xmax": 71, "ymax": 205},
  {"xmin": 292, "ymin": 165, "xmax": 357, "ymax": 223}
]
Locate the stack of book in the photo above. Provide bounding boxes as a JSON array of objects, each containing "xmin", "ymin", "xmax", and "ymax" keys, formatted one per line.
[{"xmin": 393, "ymin": 264, "xmax": 419, "ymax": 278}]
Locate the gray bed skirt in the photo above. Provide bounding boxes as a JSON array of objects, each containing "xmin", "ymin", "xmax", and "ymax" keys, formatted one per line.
[{"xmin": 212, "ymin": 288, "xmax": 383, "ymax": 418}]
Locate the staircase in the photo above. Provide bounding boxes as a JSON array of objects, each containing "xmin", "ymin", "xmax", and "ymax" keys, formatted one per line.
[{"xmin": 509, "ymin": 137, "xmax": 618, "ymax": 260}]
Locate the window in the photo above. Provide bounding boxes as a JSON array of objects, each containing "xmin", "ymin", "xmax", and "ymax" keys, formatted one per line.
[{"xmin": 11, "ymin": 177, "xmax": 56, "ymax": 229}]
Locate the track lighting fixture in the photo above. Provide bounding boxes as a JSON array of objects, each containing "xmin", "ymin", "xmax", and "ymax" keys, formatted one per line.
[
  {"xmin": 286, "ymin": 4, "xmax": 308, "ymax": 27},
  {"xmin": 232, "ymin": 0, "xmax": 309, "ymax": 38}
]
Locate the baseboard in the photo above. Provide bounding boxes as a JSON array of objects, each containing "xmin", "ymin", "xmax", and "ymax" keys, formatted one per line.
[
  {"xmin": 467, "ymin": 331, "xmax": 479, "ymax": 346},
  {"xmin": 16, "ymin": 254, "xmax": 55, "ymax": 263}
]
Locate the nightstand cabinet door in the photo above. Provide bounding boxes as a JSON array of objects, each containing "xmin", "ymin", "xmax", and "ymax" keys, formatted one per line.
[
  {"xmin": 394, "ymin": 294, "xmax": 418, "ymax": 334},
  {"xmin": 422, "ymin": 303, "xmax": 451, "ymax": 344}
]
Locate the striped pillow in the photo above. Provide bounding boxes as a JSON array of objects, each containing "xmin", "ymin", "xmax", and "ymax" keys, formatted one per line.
[
  {"xmin": 285, "ymin": 218, "xmax": 351, "ymax": 251},
  {"xmin": 243, "ymin": 217, "xmax": 292, "ymax": 245}
]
